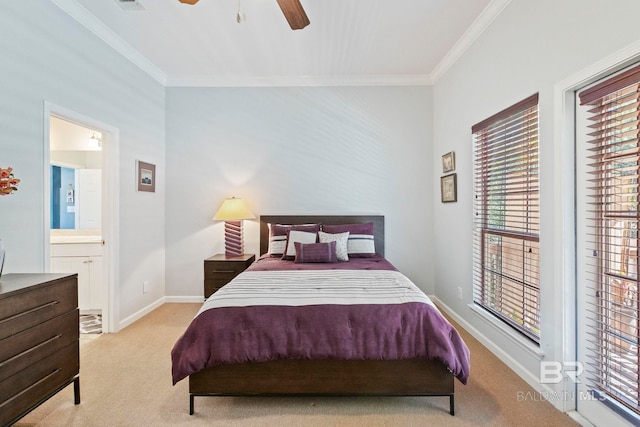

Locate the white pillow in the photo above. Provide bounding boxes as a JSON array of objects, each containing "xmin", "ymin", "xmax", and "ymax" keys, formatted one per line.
[{"xmin": 318, "ymin": 231, "xmax": 350, "ymax": 261}]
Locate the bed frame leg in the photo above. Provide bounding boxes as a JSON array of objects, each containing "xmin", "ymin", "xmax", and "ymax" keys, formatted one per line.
[
  {"xmin": 190, "ymin": 394, "xmax": 194, "ymax": 415},
  {"xmin": 449, "ymin": 393, "xmax": 455, "ymax": 416}
]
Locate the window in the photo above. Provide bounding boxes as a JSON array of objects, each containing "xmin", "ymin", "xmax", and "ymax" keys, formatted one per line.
[
  {"xmin": 579, "ymin": 65, "xmax": 640, "ymax": 416},
  {"xmin": 472, "ymin": 94, "xmax": 540, "ymax": 343}
]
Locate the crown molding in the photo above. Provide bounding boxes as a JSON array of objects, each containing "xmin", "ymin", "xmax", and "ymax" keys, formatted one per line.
[
  {"xmin": 49, "ymin": 0, "xmax": 168, "ymax": 85},
  {"xmin": 430, "ymin": 0, "xmax": 511, "ymax": 84},
  {"xmin": 166, "ymin": 74, "xmax": 432, "ymax": 88},
  {"xmin": 51, "ymin": 0, "xmax": 509, "ymax": 88}
]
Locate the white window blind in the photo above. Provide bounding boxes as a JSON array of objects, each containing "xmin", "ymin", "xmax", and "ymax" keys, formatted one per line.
[
  {"xmin": 579, "ymin": 65, "xmax": 640, "ymax": 416},
  {"xmin": 472, "ymin": 93, "xmax": 540, "ymax": 343}
]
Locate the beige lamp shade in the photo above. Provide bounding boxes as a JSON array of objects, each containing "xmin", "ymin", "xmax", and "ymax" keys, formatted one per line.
[{"xmin": 213, "ymin": 197, "xmax": 256, "ymax": 221}]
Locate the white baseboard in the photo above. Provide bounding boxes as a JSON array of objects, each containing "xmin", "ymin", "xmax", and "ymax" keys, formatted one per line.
[
  {"xmin": 429, "ymin": 295, "xmax": 560, "ymax": 409},
  {"xmin": 118, "ymin": 296, "xmax": 165, "ymax": 331},
  {"xmin": 164, "ymin": 296, "xmax": 204, "ymax": 303}
]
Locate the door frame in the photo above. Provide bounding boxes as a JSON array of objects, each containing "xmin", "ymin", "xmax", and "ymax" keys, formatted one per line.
[
  {"xmin": 43, "ymin": 101, "xmax": 120, "ymax": 333},
  {"xmin": 554, "ymin": 40, "xmax": 640, "ymax": 423}
]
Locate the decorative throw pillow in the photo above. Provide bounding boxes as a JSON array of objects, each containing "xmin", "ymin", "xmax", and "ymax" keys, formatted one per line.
[
  {"xmin": 269, "ymin": 223, "xmax": 320, "ymax": 256},
  {"xmin": 281, "ymin": 230, "xmax": 318, "ymax": 260},
  {"xmin": 321, "ymin": 222, "xmax": 376, "ymax": 257},
  {"xmin": 318, "ymin": 231, "xmax": 349, "ymax": 261},
  {"xmin": 294, "ymin": 241, "xmax": 337, "ymax": 263}
]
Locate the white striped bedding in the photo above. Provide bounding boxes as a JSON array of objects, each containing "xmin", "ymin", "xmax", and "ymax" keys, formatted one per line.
[{"xmin": 197, "ymin": 269, "xmax": 436, "ymax": 315}]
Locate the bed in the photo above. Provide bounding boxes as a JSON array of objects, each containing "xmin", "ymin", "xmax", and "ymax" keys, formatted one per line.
[{"xmin": 171, "ymin": 215, "xmax": 470, "ymax": 416}]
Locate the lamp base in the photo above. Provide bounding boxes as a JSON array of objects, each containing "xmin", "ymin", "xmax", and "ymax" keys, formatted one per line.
[{"xmin": 224, "ymin": 220, "xmax": 243, "ymax": 257}]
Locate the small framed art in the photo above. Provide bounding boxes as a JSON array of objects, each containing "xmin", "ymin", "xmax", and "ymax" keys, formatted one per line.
[
  {"xmin": 441, "ymin": 173, "xmax": 457, "ymax": 203},
  {"xmin": 442, "ymin": 151, "xmax": 455, "ymax": 173},
  {"xmin": 137, "ymin": 160, "xmax": 156, "ymax": 193}
]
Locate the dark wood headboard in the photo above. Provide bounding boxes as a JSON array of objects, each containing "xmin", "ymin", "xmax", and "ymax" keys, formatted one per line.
[{"xmin": 259, "ymin": 215, "xmax": 385, "ymax": 256}]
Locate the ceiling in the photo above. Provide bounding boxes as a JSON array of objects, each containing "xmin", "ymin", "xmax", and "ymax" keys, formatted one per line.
[
  {"xmin": 50, "ymin": 117, "xmax": 102, "ymax": 152},
  {"xmin": 58, "ymin": 0, "xmax": 507, "ymax": 87}
]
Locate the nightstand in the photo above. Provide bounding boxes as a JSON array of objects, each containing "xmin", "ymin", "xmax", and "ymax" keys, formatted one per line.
[{"xmin": 203, "ymin": 254, "xmax": 255, "ymax": 299}]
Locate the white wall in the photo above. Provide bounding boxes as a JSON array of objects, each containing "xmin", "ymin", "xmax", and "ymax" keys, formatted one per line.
[
  {"xmin": 165, "ymin": 86, "xmax": 433, "ymax": 299},
  {"xmin": 432, "ymin": 0, "xmax": 640, "ymax": 423},
  {"xmin": 0, "ymin": 1, "xmax": 166, "ymax": 326}
]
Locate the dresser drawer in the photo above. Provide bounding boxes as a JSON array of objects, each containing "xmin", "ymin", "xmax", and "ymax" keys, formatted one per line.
[
  {"xmin": 0, "ymin": 342, "xmax": 78, "ymax": 417},
  {"xmin": 0, "ymin": 309, "xmax": 78, "ymax": 383},
  {"xmin": 0, "ymin": 277, "xmax": 77, "ymax": 341}
]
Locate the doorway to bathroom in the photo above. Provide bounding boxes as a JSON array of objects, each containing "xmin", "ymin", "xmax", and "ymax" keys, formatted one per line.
[{"xmin": 44, "ymin": 102, "xmax": 119, "ymax": 334}]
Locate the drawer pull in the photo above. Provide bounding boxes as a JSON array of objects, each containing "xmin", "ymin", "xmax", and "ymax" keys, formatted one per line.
[
  {"xmin": 0, "ymin": 334, "xmax": 62, "ymax": 368},
  {"xmin": 211, "ymin": 270, "xmax": 236, "ymax": 273},
  {"xmin": 0, "ymin": 301, "xmax": 60, "ymax": 325},
  {"xmin": 2, "ymin": 368, "xmax": 62, "ymax": 407}
]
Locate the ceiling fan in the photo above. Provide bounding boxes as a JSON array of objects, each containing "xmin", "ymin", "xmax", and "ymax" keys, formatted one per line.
[{"xmin": 178, "ymin": 0, "xmax": 310, "ymax": 30}]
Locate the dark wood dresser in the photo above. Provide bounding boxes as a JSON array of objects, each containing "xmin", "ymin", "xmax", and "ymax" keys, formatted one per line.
[
  {"xmin": 203, "ymin": 254, "xmax": 255, "ymax": 299},
  {"xmin": 0, "ymin": 273, "xmax": 80, "ymax": 426}
]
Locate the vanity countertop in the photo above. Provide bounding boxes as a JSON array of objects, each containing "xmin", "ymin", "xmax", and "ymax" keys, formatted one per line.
[
  {"xmin": 50, "ymin": 230, "xmax": 102, "ymax": 244},
  {"xmin": 50, "ymin": 235, "xmax": 102, "ymax": 244}
]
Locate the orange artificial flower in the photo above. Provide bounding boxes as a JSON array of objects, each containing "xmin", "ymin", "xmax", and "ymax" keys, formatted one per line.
[{"xmin": 0, "ymin": 167, "xmax": 20, "ymax": 196}]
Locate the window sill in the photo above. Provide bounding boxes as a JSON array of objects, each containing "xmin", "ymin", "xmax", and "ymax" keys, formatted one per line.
[
  {"xmin": 468, "ymin": 303, "xmax": 545, "ymax": 360},
  {"xmin": 591, "ymin": 389, "xmax": 640, "ymax": 425}
]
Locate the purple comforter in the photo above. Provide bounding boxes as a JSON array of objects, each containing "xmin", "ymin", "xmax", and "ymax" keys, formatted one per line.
[{"xmin": 171, "ymin": 257, "xmax": 470, "ymax": 385}]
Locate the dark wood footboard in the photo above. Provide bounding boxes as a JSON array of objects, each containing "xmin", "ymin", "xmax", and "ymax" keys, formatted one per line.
[{"xmin": 189, "ymin": 358, "xmax": 455, "ymax": 415}]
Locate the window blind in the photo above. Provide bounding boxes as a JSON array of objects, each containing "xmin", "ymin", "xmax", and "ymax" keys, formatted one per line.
[
  {"xmin": 472, "ymin": 93, "xmax": 540, "ymax": 343},
  {"xmin": 579, "ymin": 64, "xmax": 640, "ymax": 416}
]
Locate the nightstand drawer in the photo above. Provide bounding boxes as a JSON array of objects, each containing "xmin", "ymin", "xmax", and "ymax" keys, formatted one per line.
[
  {"xmin": 204, "ymin": 262, "xmax": 247, "ymax": 276},
  {"xmin": 205, "ymin": 270, "xmax": 240, "ymax": 282},
  {"xmin": 0, "ymin": 277, "xmax": 78, "ymax": 341},
  {"xmin": 203, "ymin": 254, "xmax": 255, "ymax": 298},
  {"xmin": 0, "ymin": 309, "xmax": 79, "ymax": 383}
]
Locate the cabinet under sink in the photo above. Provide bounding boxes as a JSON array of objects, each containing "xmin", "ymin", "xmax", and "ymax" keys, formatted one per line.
[{"xmin": 50, "ymin": 241, "xmax": 103, "ymax": 313}]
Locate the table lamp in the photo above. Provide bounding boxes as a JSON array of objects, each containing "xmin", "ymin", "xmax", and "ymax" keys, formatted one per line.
[{"xmin": 213, "ymin": 197, "xmax": 255, "ymax": 257}]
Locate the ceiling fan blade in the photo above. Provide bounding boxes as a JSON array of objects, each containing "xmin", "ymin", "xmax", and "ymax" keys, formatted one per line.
[
  {"xmin": 276, "ymin": 0, "xmax": 310, "ymax": 30},
  {"xmin": 178, "ymin": 0, "xmax": 200, "ymax": 4}
]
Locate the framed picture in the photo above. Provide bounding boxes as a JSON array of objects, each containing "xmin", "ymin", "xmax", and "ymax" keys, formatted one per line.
[
  {"xmin": 441, "ymin": 173, "xmax": 457, "ymax": 203},
  {"xmin": 137, "ymin": 160, "xmax": 156, "ymax": 193},
  {"xmin": 442, "ymin": 151, "xmax": 456, "ymax": 173}
]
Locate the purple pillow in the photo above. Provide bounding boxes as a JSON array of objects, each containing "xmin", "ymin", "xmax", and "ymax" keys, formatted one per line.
[
  {"xmin": 321, "ymin": 222, "xmax": 376, "ymax": 257},
  {"xmin": 281, "ymin": 230, "xmax": 317, "ymax": 260},
  {"xmin": 269, "ymin": 223, "xmax": 321, "ymax": 256},
  {"xmin": 294, "ymin": 241, "xmax": 337, "ymax": 263}
]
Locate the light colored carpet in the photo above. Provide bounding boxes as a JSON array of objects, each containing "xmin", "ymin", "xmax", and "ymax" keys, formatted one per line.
[{"xmin": 16, "ymin": 303, "xmax": 579, "ymax": 426}]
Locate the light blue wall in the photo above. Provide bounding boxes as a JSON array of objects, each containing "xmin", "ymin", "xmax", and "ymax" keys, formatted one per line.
[
  {"xmin": 165, "ymin": 86, "xmax": 434, "ymax": 298},
  {"xmin": 432, "ymin": 0, "xmax": 640, "ymax": 424},
  {"xmin": 0, "ymin": 1, "xmax": 166, "ymax": 324}
]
